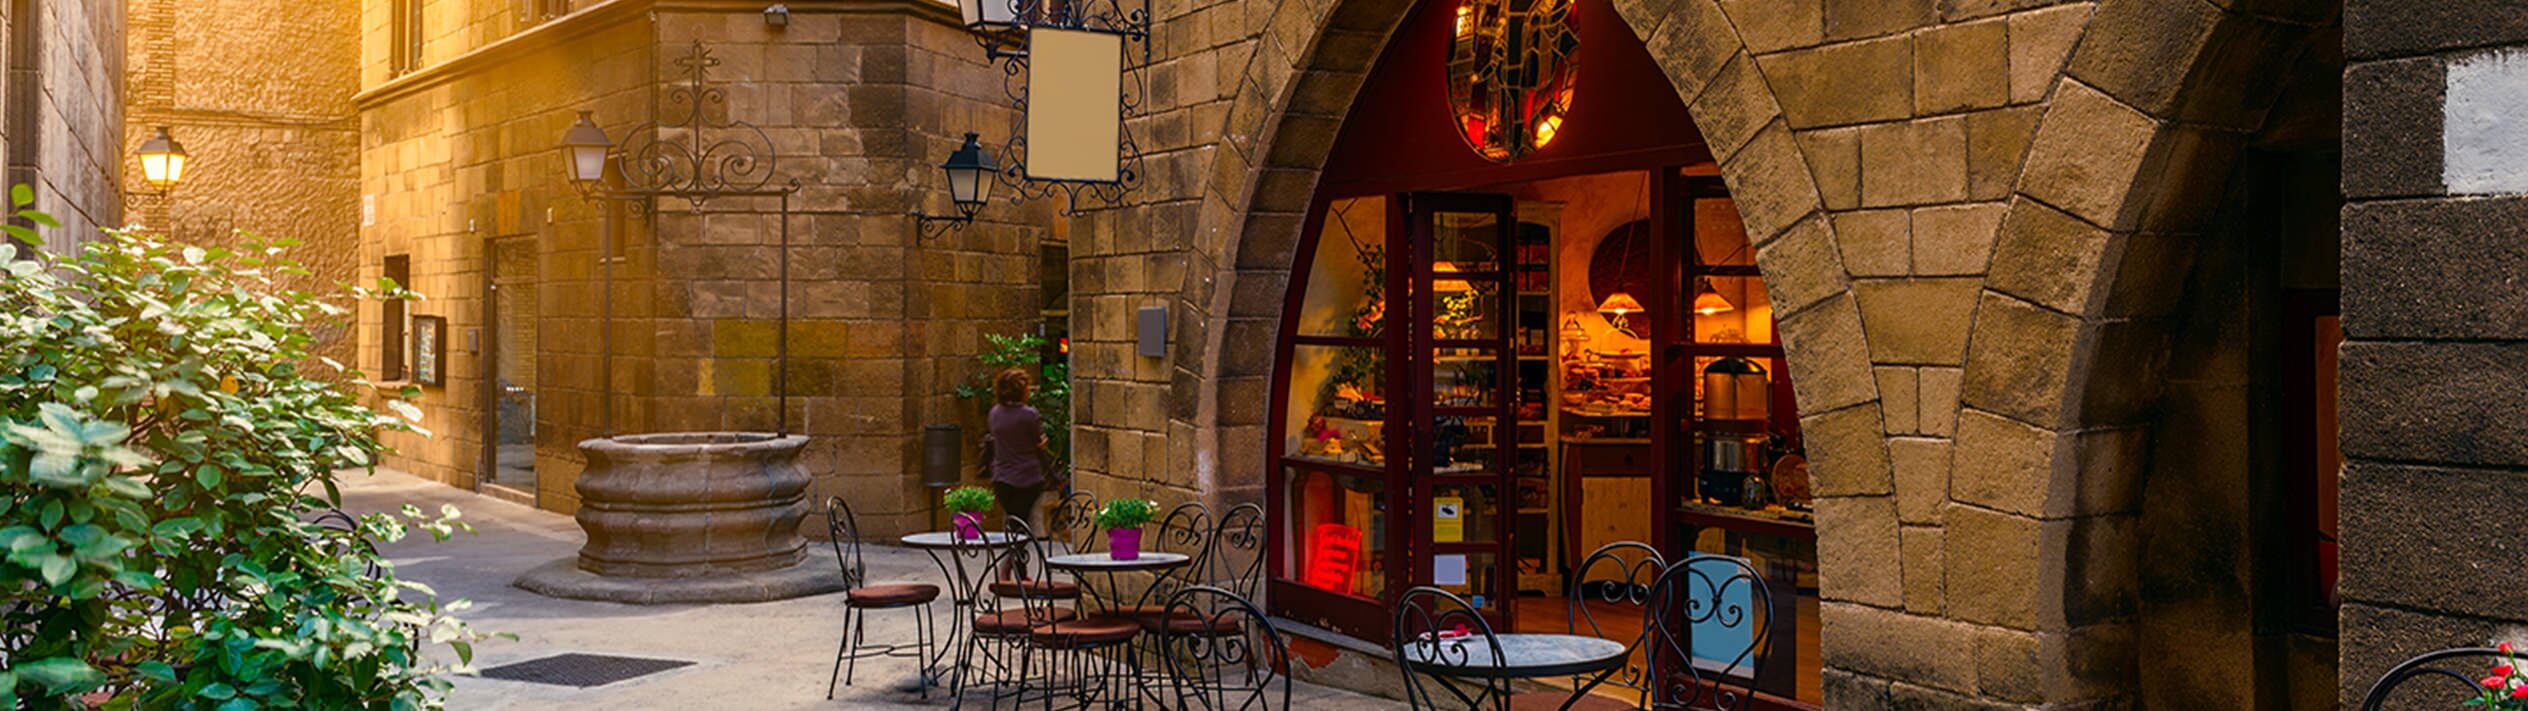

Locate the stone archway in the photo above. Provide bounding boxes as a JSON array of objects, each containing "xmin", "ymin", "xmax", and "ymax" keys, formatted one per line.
[{"xmin": 1148, "ymin": 0, "xmax": 2341, "ymax": 706}]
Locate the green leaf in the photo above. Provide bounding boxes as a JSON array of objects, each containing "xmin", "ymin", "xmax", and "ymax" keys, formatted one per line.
[
  {"xmin": 14, "ymin": 656, "xmax": 103, "ymax": 693},
  {"xmin": 137, "ymin": 661, "xmax": 177, "ymax": 683},
  {"xmin": 10, "ymin": 183, "xmax": 32, "ymax": 208},
  {"xmin": 200, "ymin": 681, "xmax": 238, "ymax": 700},
  {"xmin": 36, "ymin": 552, "xmax": 75, "ymax": 585}
]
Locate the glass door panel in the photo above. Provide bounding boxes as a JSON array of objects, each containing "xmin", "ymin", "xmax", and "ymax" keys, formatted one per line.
[
  {"xmin": 1409, "ymin": 192, "xmax": 1520, "ymax": 628},
  {"xmin": 1298, "ymin": 195, "xmax": 1391, "ymax": 338}
]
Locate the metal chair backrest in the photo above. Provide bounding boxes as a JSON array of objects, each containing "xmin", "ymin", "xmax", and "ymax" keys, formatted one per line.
[
  {"xmin": 1149, "ymin": 501, "xmax": 1215, "ymax": 598},
  {"xmin": 1044, "ymin": 490, "xmax": 1101, "ymax": 556},
  {"xmin": 1159, "ymin": 585, "xmax": 1290, "ymax": 711},
  {"xmin": 1392, "ymin": 586, "xmax": 1513, "ymax": 711},
  {"xmin": 1644, "ymin": 553, "xmax": 1774, "ymax": 711},
  {"xmin": 1211, "ymin": 502, "xmax": 1266, "ymax": 599},
  {"xmin": 2360, "ymin": 647, "xmax": 2518, "ymax": 711},
  {"xmin": 960, "ymin": 515, "xmax": 1042, "ymax": 621},
  {"xmin": 824, "ymin": 496, "xmax": 866, "ymax": 590},
  {"xmin": 1566, "ymin": 541, "xmax": 1667, "ymax": 706}
]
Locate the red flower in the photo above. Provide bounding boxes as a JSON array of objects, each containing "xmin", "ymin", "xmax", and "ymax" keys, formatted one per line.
[
  {"xmin": 2511, "ymin": 685, "xmax": 2528, "ymax": 700},
  {"xmin": 2485, "ymin": 675, "xmax": 2506, "ymax": 689},
  {"xmin": 2498, "ymin": 663, "xmax": 2519, "ymax": 677},
  {"xmin": 2504, "ymin": 641, "xmax": 2517, "ymax": 654}
]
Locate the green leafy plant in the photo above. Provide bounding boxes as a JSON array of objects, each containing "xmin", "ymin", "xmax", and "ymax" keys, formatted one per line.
[
  {"xmin": 953, "ymin": 333, "xmax": 1070, "ymax": 478},
  {"xmin": 0, "ymin": 190, "xmax": 485, "ymax": 709},
  {"xmin": 1094, "ymin": 498, "xmax": 1157, "ymax": 531},
  {"xmin": 942, "ymin": 486, "xmax": 996, "ymax": 515}
]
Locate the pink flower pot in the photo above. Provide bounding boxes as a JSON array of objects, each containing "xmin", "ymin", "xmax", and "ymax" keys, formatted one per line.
[
  {"xmin": 953, "ymin": 513, "xmax": 984, "ymax": 541},
  {"xmin": 1109, "ymin": 527, "xmax": 1142, "ymax": 560}
]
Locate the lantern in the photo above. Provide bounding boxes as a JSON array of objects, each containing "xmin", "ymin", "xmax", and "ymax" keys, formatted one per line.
[
  {"xmin": 957, "ymin": 0, "xmax": 1020, "ymax": 29},
  {"xmin": 559, "ymin": 111, "xmax": 613, "ymax": 189},
  {"xmin": 940, "ymin": 132, "xmax": 998, "ymax": 219},
  {"xmin": 1692, "ymin": 278, "xmax": 1736, "ymax": 315},
  {"xmin": 135, "ymin": 126, "xmax": 189, "ymax": 192}
]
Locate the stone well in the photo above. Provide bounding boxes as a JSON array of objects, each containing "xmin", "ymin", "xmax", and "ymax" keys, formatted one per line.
[{"xmin": 514, "ymin": 432, "xmax": 845, "ymax": 604}]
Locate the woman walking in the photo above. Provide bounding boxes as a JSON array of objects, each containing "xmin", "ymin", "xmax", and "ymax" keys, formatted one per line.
[{"xmin": 984, "ymin": 367, "xmax": 1052, "ymax": 533}]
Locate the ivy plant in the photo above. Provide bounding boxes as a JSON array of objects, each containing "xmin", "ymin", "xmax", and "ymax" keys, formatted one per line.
[{"xmin": 0, "ymin": 186, "xmax": 485, "ymax": 710}]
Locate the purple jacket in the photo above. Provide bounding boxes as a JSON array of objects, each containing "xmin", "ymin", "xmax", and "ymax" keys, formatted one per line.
[{"xmin": 988, "ymin": 403, "xmax": 1045, "ymax": 488}]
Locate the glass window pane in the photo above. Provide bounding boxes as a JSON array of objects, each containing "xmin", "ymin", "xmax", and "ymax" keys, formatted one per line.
[
  {"xmin": 1693, "ymin": 197, "xmax": 1753, "ymax": 267},
  {"xmin": 1691, "ymin": 275, "xmax": 1773, "ymax": 345},
  {"xmin": 1432, "ymin": 550, "xmax": 1503, "ymax": 610},
  {"xmin": 1298, "ymin": 196, "xmax": 1389, "ymax": 338},
  {"xmin": 1434, "ymin": 348, "xmax": 1502, "ymax": 408},
  {"xmin": 1685, "ymin": 528, "xmax": 1818, "ymax": 704},
  {"xmin": 1433, "ymin": 210, "xmax": 1502, "ymax": 272},
  {"xmin": 1288, "ymin": 468, "xmax": 1389, "ymax": 601},
  {"xmin": 1286, "ymin": 344, "xmax": 1389, "ymax": 466},
  {"xmin": 1434, "ymin": 281, "xmax": 1503, "ymax": 340},
  {"xmin": 1431, "ymin": 482, "xmax": 1502, "ymax": 545},
  {"xmin": 1433, "ymin": 415, "xmax": 1501, "ymax": 475}
]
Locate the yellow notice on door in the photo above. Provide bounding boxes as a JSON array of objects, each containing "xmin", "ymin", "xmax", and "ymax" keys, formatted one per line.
[{"xmin": 1433, "ymin": 496, "xmax": 1465, "ymax": 543}]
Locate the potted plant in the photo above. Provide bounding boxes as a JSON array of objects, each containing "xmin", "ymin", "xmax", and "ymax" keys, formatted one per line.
[
  {"xmin": 944, "ymin": 486, "xmax": 996, "ymax": 541},
  {"xmin": 1096, "ymin": 498, "xmax": 1159, "ymax": 560}
]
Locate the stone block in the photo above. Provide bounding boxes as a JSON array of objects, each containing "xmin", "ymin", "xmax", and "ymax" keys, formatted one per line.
[
  {"xmin": 1721, "ymin": 122, "xmax": 1826, "ymax": 244},
  {"xmin": 1887, "ymin": 681, "xmax": 2018, "ymax": 710},
  {"xmin": 2065, "ymin": 0, "xmax": 2221, "ymax": 116},
  {"xmin": 1824, "ymin": 0, "xmax": 1935, "ymax": 41},
  {"xmin": 1910, "ymin": 202, "xmax": 2005, "ymax": 276},
  {"xmin": 1689, "ymin": 54, "xmax": 1779, "ymax": 161},
  {"xmin": 1831, "ymin": 209, "xmax": 1911, "ymax": 277},
  {"xmin": 1819, "ymin": 602, "xmax": 1981, "ymax": 693},
  {"xmin": 1965, "ymin": 105, "xmax": 2040, "ymax": 203},
  {"xmin": 1778, "ymin": 292, "xmax": 1879, "ymax": 414},
  {"xmin": 2339, "ymin": 342, "xmax": 2528, "ymax": 468},
  {"xmin": 1721, "ymin": 0, "xmax": 1824, "ymax": 53},
  {"xmin": 1915, "ymin": 18, "xmax": 2010, "ymax": 114},
  {"xmin": 2343, "ymin": 197, "xmax": 2528, "ymax": 340},
  {"xmin": 2338, "ymin": 603, "xmax": 2524, "ymax": 710},
  {"xmin": 1900, "ymin": 525, "xmax": 1945, "ymax": 614},
  {"xmin": 1859, "ymin": 117, "xmax": 1969, "ymax": 207},
  {"xmin": 1890, "ymin": 436, "xmax": 1951, "ymax": 524},
  {"xmin": 1797, "ymin": 127, "xmax": 1864, "ymax": 210},
  {"xmin": 1853, "ymin": 278, "xmax": 1980, "ymax": 365},
  {"xmin": 2009, "ymin": 4, "xmax": 2093, "ymax": 104},
  {"xmin": 1950, "ymin": 409, "xmax": 2060, "ymax": 518},
  {"xmin": 1816, "ymin": 496, "xmax": 1903, "ymax": 606},
  {"xmin": 1943, "ymin": 504, "xmax": 2064, "ymax": 630},
  {"xmin": 2342, "ymin": 460, "xmax": 2528, "ymax": 620},
  {"xmin": 2342, "ymin": 56, "xmax": 2445, "ymax": 199},
  {"xmin": 1877, "ymin": 367, "xmax": 1920, "ymax": 434},
  {"xmin": 1804, "ymin": 403, "xmax": 1893, "ymax": 496},
  {"xmin": 1821, "ymin": 668, "xmax": 1894, "ymax": 708},
  {"xmin": 2019, "ymin": 80, "xmax": 2163, "ymax": 230},
  {"xmin": 1916, "ymin": 366, "xmax": 1961, "ymax": 436},
  {"xmin": 1643, "ymin": 0, "xmax": 1743, "ymax": 100},
  {"xmin": 1984, "ymin": 197, "xmax": 2114, "ymax": 316},
  {"xmin": 1753, "ymin": 215, "xmax": 1846, "ymax": 316},
  {"xmin": 1961, "ymin": 292, "xmax": 2080, "ymax": 429},
  {"xmin": 1756, "ymin": 36, "xmax": 1915, "ymax": 129},
  {"xmin": 2346, "ymin": 0, "xmax": 2528, "ymax": 59}
]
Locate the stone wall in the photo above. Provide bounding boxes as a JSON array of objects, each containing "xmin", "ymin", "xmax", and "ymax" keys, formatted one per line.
[
  {"xmin": 124, "ymin": 0, "xmax": 363, "ymax": 366},
  {"xmin": 355, "ymin": 0, "xmax": 1038, "ymax": 535},
  {"xmin": 1, "ymin": 0, "xmax": 123, "ymax": 256},
  {"xmin": 1060, "ymin": 0, "xmax": 2347, "ymax": 706},
  {"xmin": 2338, "ymin": 3, "xmax": 2528, "ymax": 706}
]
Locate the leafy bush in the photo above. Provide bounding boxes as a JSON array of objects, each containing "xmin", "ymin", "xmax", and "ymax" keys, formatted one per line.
[
  {"xmin": 1094, "ymin": 498, "xmax": 1157, "ymax": 531},
  {"xmin": 941, "ymin": 486, "xmax": 995, "ymax": 515},
  {"xmin": 953, "ymin": 333, "xmax": 1070, "ymax": 478},
  {"xmin": 0, "ymin": 190, "xmax": 482, "ymax": 709}
]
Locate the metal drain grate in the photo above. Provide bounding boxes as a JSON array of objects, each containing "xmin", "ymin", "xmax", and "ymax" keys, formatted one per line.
[{"xmin": 477, "ymin": 653, "xmax": 694, "ymax": 688}]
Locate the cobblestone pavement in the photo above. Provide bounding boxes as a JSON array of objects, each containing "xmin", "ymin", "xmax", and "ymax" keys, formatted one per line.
[{"xmin": 343, "ymin": 469, "xmax": 1403, "ymax": 710}]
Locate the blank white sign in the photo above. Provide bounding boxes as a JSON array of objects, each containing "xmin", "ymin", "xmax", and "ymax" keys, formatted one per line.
[{"xmin": 1025, "ymin": 28, "xmax": 1124, "ymax": 183}]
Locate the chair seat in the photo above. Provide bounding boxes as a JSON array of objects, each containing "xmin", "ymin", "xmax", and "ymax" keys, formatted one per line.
[
  {"xmin": 846, "ymin": 583, "xmax": 940, "ymax": 608},
  {"xmin": 975, "ymin": 607, "xmax": 1076, "ymax": 635},
  {"xmin": 991, "ymin": 578, "xmax": 1082, "ymax": 599},
  {"xmin": 1509, "ymin": 690, "xmax": 1642, "ymax": 711},
  {"xmin": 1028, "ymin": 617, "xmax": 1142, "ymax": 649},
  {"xmin": 1096, "ymin": 607, "xmax": 1243, "ymax": 636}
]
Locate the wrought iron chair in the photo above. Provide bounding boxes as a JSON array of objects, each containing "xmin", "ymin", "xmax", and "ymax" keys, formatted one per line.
[
  {"xmin": 1392, "ymin": 585, "xmax": 1516, "ymax": 710},
  {"xmin": 1043, "ymin": 489, "xmax": 1103, "ymax": 556},
  {"xmin": 951, "ymin": 516, "xmax": 1074, "ymax": 711},
  {"xmin": 1015, "ymin": 509, "xmax": 1145, "ymax": 710},
  {"xmin": 1211, "ymin": 502, "xmax": 1267, "ymax": 600},
  {"xmin": 1158, "ymin": 585, "xmax": 1290, "ymax": 711},
  {"xmin": 824, "ymin": 497, "xmax": 940, "ymax": 700},
  {"xmin": 1643, "ymin": 553, "xmax": 1775, "ymax": 711},
  {"xmin": 2360, "ymin": 646, "xmax": 2524, "ymax": 710},
  {"xmin": 1515, "ymin": 541, "xmax": 1669, "ymax": 711},
  {"xmin": 1100, "ymin": 501, "xmax": 1216, "ymax": 632}
]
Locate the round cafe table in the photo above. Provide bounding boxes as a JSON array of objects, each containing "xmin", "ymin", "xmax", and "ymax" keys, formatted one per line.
[
  {"xmin": 1044, "ymin": 551, "xmax": 1193, "ymax": 709},
  {"xmin": 899, "ymin": 531, "xmax": 1031, "ymax": 691},
  {"xmin": 1401, "ymin": 633, "xmax": 1630, "ymax": 710}
]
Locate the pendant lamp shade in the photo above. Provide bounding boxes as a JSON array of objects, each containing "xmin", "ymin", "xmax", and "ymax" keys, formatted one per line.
[
  {"xmin": 1597, "ymin": 291, "xmax": 1645, "ymax": 318},
  {"xmin": 1692, "ymin": 279, "xmax": 1736, "ymax": 316}
]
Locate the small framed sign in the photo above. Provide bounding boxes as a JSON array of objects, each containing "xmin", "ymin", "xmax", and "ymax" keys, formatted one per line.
[{"xmin": 410, "ymin": 315, "xmax": 447, "ymax": 387}]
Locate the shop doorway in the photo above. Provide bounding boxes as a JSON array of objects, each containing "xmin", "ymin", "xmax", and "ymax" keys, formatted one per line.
[{"xmin": 481, "ymin": 237, "xmax": 538, "ymax": 504}]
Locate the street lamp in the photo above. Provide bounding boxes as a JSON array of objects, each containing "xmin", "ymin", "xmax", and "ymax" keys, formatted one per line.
[
  {"xmin": 560, "ymin": 110, "xmax": 614, "ymax": 195},
  {"xmin": 135, "ymin": 126, "xmax": 189, "ymax": 195},
  {"xmin": 915, "ymin": 132, "xmax": 999, "ymax": 239},
  {"xmin": 956, "ymin": 0, "xmax": 1020, "ymax": 29}
]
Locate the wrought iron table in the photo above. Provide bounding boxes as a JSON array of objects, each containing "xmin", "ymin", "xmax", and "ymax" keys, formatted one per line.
[
  {"xmin": 901, "ymin": 531, "xmax": 1032, "ymax": 691},
  {"xmin": 1045, "ymin": 552, "xmax": 1194, "ymax": 709},
  {"xmin": 1400, "ymin": 633, "xmax": 1631, "ymax": 709}
]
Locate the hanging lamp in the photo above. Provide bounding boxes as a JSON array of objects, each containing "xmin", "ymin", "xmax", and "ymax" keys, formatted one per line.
[{"xmin": 1692, "ymin": 278, "xmax": 1736, "ymax": 315}]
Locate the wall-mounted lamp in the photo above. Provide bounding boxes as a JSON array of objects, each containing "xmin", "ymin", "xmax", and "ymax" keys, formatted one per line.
[
  {"xmin": 560, "ymin": 110, "xmax": 613, "ymax": 197},
  {"xmin": 135, "ymin": 126, "xmax": 190, "ymax": 196},
  {"xmin": 914, "ymin": 132, "xmax": 998, "ymax": 240},
  {"xmin": 763, "ymin": 4, "xmax": 789, "ymax": 27}
]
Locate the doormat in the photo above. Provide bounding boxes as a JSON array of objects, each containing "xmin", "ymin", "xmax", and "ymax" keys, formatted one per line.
[{"xmin": 476, "ymin": 653, "xmax": 694, "ymax": 688}]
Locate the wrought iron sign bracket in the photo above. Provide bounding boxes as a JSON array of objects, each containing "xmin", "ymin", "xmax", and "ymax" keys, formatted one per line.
[{"xmin": 958, "ymin": 0, "xmax": 1153, "ymax": 217}]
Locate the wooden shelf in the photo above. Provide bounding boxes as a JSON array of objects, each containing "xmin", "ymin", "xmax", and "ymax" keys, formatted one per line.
[{"xmin": 1564, "ymin": 437, "xmax": 1651, "ymax": 445}]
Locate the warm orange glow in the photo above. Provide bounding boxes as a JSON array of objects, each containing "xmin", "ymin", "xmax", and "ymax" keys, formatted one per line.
[
  {"xmin": 1454, "ymin": 3, "xmax": 1471, "ymax": 37},
  {"xmin": 1533, "ymin": 114, "xmax": 1562, "ymax": 148},
  {"xmin": 1597, "ymin": 291, "xmax": 1645, "ymax": 317},
  {"xmin": 1692, "ymin": 281, "xmax": 1736, "ymax": 315}
]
